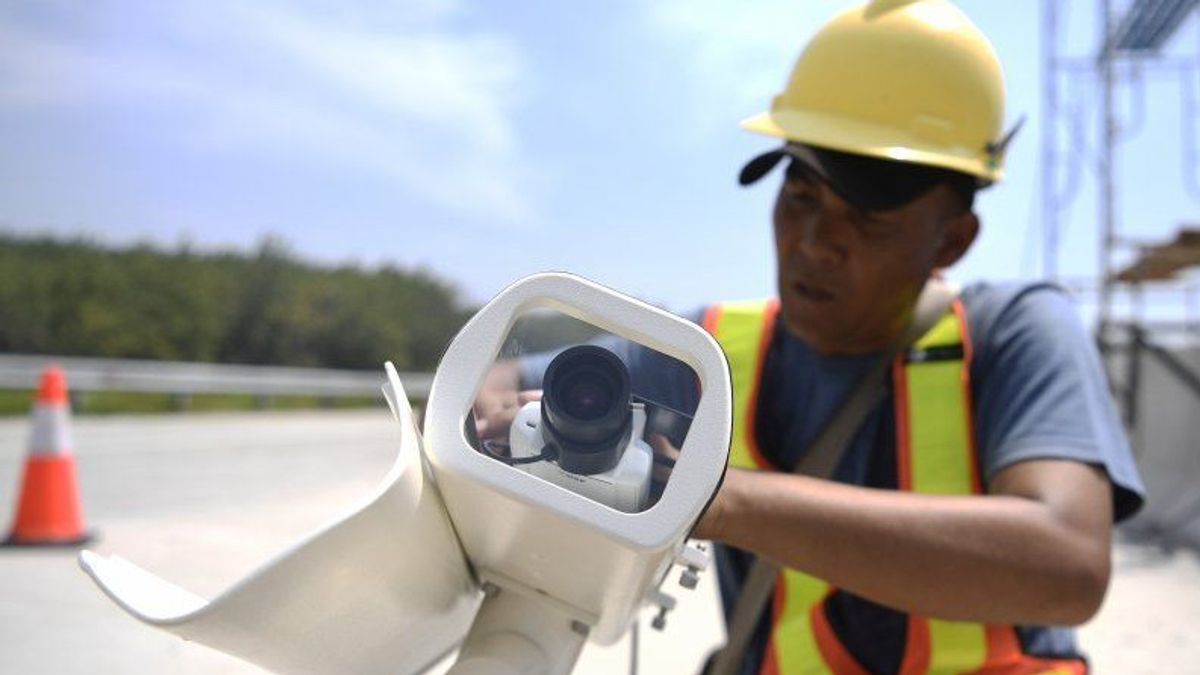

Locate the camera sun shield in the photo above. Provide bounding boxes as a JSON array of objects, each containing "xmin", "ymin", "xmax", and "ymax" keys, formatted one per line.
[
  {"xmin": 79, "ymin": 363, "xmax": 481, "ymax": 675},
  {"xmin": 423, "ymin": 272, "xmax": 731, "ymax": 645}
]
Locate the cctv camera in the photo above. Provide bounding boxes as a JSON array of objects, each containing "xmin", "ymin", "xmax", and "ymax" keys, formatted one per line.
[{"xmin": 79, "ymin": 272, "xmax": 732, "ymax": 675}]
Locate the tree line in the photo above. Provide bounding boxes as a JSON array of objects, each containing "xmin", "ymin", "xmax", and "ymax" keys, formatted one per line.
[{"xmin": 0, "ymin": 233, "xmax": 474, "ymax": 371}]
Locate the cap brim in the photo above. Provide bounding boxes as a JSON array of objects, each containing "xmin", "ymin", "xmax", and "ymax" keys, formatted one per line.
[
  {"xmin": 738, "ymin": 149, "xmax": 786, "ymax": 186},
  {"xmin": 738, "ymin": 144, "xmax": 835, "ymax": 187},
  {"xmin": 738, "ymin": 143, "xmax": 960, "ymax": 213}
]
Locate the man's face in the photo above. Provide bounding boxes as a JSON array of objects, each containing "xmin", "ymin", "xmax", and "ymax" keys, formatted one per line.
[{"xmin": 773, "ymin": 163, "xmax": 976, "ymax": 355}]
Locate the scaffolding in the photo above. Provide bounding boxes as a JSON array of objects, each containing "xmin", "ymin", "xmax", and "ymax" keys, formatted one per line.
[
  {"xmin": 1041, "ymin": 3, "xmax": 1195, "ymax": 299},
  {"xmin": 1043, "ymin": 0, "xmax": 1200, "ymax": 547},
  {"xmin": 1041, "ymin": 1, "xmax": 1200, "ymax": 337}
]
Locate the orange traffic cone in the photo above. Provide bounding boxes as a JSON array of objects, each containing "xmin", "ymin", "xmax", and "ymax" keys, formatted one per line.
[{"xmin": 4, "ymin": 366, "xmax": 92, "ymax": 546}]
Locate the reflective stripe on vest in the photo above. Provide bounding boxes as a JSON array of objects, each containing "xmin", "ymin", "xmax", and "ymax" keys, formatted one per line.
[
  {"xmin": 705, "ymin": 299, "xmax": 1087, "ymax": 675},
  {"xmin": 703, "ymin": 300, "xmax": 779, "ymax": 472}
]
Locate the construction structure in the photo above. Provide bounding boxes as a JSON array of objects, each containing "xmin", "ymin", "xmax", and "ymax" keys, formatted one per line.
[{"xmin": 1042, "ymin": 0, "xmax": 1200, "ymax": 548}]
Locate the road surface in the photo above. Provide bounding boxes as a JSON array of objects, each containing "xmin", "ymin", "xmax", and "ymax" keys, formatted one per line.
[{"xmin": 0, "ymin": 408, "xmax": 1195, "ymax": 673}]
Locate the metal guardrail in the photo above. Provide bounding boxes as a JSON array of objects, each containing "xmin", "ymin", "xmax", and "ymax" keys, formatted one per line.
[{"xmin": 0, "ymin": 354, "xmax": 433, "ymax": 400}]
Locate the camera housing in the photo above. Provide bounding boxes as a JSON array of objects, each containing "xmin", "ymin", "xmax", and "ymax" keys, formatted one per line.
[{"xmin": 424, "ymin": 272, "xmax": 731, "ymax": 645}]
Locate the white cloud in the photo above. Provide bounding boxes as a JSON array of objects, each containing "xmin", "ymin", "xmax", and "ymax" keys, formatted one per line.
[
  {"xmin": 0, "ymin": 0, "xmax": 537, "ymax": 225},
  {"xmin": 640, "ymin": 1, "xmax": 846, "ymax": 140}
]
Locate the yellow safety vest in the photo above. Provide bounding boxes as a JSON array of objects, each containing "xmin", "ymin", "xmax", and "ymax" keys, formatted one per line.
[{"xmin": 703, "ymin": 300, "xmax": 1086, "ymax": 675}]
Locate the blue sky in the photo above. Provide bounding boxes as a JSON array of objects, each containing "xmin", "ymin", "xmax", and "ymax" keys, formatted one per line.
[{"xmin": 1, "ymin": 0, "xmax": 1196, "ymax": 320}]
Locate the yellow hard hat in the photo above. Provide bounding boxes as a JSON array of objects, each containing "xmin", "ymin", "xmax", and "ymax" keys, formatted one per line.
[{"xmin": 742, "ymin": 0, "xmax": 1012, "ymax": 184}]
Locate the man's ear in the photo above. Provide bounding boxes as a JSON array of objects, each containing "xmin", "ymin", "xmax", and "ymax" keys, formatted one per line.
[{"xmin": 934, "ymin": 209, "xmax": 979, "ymax": 269}]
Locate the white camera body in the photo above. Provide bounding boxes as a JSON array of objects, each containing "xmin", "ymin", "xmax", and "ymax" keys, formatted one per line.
[
  {"xmin": 424, "ymin": 272, "xmax": 731, "ymax": 646},
  {"xmin": 509, "ymin": 400, "xmax": 653, "ymax": 514}
]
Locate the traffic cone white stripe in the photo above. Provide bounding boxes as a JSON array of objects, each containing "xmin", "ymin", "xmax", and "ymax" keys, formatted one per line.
[{"xmin": 29, "ymin": 405, "xmax": 73, "ymax": 457}]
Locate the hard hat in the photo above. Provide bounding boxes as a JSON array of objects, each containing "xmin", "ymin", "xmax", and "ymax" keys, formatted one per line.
[{"xmin": 741, "ymin": 0, "xmax": 1012, "ymax": 184}]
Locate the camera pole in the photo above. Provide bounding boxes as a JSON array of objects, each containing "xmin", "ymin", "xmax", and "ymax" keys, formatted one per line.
[{"xmin": 447, "ymin": 582, "xmax": 589, "ymax": 675}]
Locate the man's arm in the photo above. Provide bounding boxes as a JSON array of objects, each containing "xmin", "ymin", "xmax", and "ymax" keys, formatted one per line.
[{"xmin": 693, "ymin": 458, "xmax": 1112, "ymax": 626}]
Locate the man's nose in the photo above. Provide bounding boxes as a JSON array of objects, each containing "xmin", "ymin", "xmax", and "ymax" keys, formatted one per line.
[{"xmin": 796, "ymin": 187, "xmax": 848, "ymax": 266}]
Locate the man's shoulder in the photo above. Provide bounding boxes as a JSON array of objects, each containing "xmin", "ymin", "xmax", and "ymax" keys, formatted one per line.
[
  {"xmin": 959, "ymin": 282, "xmax": 1145, "ymax": 519},
  {"xmin": 958, "ymin": 280, "xmax": 1080, "ymax": 350},
  {"xmin": 959, "ymin": 279, "xmax": 1072, "ymax": 321}
]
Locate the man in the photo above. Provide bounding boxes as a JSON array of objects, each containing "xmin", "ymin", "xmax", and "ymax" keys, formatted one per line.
[
  {"xmin": 683, "ymin": 1, "xmax": 1143, "ymax": 673},
  {"xmin": 475, "ymin": 1, "xmax": 1143, "ymax": 672}
]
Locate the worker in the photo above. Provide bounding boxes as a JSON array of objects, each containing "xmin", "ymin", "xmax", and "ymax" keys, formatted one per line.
[
  {"xmin": 473, "ymin": 1, "xmax": 1144, "ymax": 672},
  {"xmin": 683, "ymin": 1, "xmax": 1144, "ymax": 673}
]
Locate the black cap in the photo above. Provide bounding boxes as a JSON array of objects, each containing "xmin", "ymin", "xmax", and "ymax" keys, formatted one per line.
[{"xmin": 739, "ymin": 143, "xmax": 971, "ymax": 213}]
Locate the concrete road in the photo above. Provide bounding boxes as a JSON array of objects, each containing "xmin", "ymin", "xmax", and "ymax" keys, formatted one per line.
[{"xmin": 0, "ymin": 408, "xmax": 1196, "ymax": 674}]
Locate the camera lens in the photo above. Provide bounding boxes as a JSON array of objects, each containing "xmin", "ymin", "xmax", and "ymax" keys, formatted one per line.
[
  {"xmin": 541, "ymin": 345, "xmax": 632, "ymax": 475},
  {"xmin": 559, "ymin": 371, "xmax": 615, "ymax": 420}
]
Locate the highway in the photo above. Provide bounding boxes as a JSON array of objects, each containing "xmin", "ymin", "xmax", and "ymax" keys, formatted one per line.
[{"xmin": 0, "ymin": 407, "xmax": 1196, "ymax": 673}]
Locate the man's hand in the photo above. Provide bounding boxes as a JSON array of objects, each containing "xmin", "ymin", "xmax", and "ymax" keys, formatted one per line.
[
  {"xmin": 647, "ymin": 433, "xmax": 683, "ymax": 485},
  {"xmin": 472, "ymin": 360, "xmax": 542, "ymax": 440}
]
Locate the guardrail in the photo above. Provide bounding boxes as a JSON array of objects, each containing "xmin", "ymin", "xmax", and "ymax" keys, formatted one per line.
[{"xmin": 0, "ymin": 354, "xmax": 433, "ymax": 401}]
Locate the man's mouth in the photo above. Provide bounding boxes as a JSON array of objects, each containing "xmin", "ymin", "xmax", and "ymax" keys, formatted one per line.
[{"xmin": 792, "ymin": 280, "xmax": 835, "ymax": 302}]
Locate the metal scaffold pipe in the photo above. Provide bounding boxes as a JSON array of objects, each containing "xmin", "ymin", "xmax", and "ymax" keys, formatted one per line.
[
  {"xmin": 1099, "ymin": 0, "xmax": 1119, "ymax": 342},
  {"xmin": 1043, "ymin": 0, "xmax": 1060, "ymax": 280}
]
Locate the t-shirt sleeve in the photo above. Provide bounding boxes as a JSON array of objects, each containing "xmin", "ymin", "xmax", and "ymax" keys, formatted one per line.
[{"xmin": 970, "ymin": 284, "xmax": 1145, "ymax": 521}]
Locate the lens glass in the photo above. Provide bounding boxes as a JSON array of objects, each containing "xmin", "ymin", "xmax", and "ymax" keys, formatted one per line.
[{"xmin": 559, "ymin": 369, "xmax": 615, "ymax": 420}]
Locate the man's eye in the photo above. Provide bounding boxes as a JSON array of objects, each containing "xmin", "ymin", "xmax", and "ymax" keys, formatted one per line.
[
  {"xmin": 853, "ymin": 212, "xmax": 897, "ymax": 238},
  {"xmin": 783, "ymin": 186, "xmax": 818, "ymax": 208}
]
